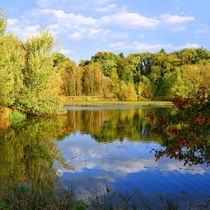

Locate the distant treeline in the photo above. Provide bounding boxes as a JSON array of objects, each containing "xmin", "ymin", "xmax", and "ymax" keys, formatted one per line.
[
  {"xmin": 57, "ymin": 48, "xmax": 210, "ymax": 101},
  {"xmin": 0, "ymin": 12, "xmax": 210, "ymax": 115}
]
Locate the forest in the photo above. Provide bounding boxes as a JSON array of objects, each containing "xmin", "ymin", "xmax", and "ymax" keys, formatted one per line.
[{"xmin": 0, "ymin": 13, "xmax": 210, "ymax": 116}]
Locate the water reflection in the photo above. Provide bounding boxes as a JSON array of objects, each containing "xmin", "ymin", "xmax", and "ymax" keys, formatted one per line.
[
  {"xmin": 0, "ymin": 118, "xmax": 69, "ymax": 191},
  {"xmin": 66, "ymin": 108, "xmax": 162, "ymax": 142},
  {"xmin": 152, "ymin": 100, "xmax": 210, "ymax": 166},
  {"xmin": 0, "ymin": 107, "xmax": 209, "ymax": 206}
]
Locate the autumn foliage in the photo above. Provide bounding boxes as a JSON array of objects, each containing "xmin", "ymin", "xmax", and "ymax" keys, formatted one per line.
[{"xmin": 152, "ymin": 87, "xmax": 210, "ymax": 166}]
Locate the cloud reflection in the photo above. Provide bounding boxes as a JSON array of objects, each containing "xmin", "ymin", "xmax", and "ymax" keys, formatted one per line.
[{"xmin": 56, "ymin": 133, "xmax": 209, "ymax": 176}]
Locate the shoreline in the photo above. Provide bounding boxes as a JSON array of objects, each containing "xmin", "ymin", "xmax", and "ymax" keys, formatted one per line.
[{"xmin": 63, "ymin": 100, "xmax": 174, "ymax": 107}]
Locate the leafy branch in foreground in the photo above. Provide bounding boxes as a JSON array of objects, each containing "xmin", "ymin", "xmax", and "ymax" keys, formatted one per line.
[{"xmin": 151, "ymin": 87, "xmax": 210, "ymax": 166}]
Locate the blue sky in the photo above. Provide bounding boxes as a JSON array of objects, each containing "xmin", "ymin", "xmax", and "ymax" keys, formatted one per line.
[{"xmin": 1, "ymin": 0, "xmax": 210, "ymax": 62}]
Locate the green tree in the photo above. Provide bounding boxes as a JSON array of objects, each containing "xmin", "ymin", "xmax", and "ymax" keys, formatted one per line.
[
  {"xmin": 18, "ymin": 31, "xmax": 61, "ymax": 115},
  {"xmin": 169, "ymin": 65, "xmax": 203, "ymax": 98},
  {"xmin": 117, "ymin": 57, "xmax": 135, "ymax": 83},
  {"xmin": 0, "ymin": 34, "xmax": 25, "ymax": 107},
  {"xmin": 0, "ymin": 11, "xmax": 6, "ymax": 36},
  {"xmin": 90, "ymin": 52, "xmax": 120, "ymax": 77},
  {"xmin": 175, "ymin": 48, "xmax": 210, "ymax": 65}
]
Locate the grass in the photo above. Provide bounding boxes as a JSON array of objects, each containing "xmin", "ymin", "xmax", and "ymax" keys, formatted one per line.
[
  {"xmin": 62, "ymin": 96, "xmax": 173, "ymax": 107},
  {"xmin": 9, "ymin": 110, "xmax": 26, "ymax": 124},
  {"xmin": 64, "ymin": 100, "xmax": 173, "ymax": 107},
  {"xmin": 0, "ymin": 186, "xmax": 77, "ymax": 210},
  {"xmin": 0, "ymin": 185, "xmax": 209, "ymax": 210}
]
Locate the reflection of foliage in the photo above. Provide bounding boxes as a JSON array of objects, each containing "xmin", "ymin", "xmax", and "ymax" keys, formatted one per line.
[
  {"xmin": 0, "ymin": 117, "xmax": 70, "ymax": 192},
  {"xmin": 152, "ymin": 87, "xmax": 210, "ymax": 166},
  {"xmin": 66, "ymin": 109, "xmax": 165, "ymax": 143},
  {"xmin": 0, "ymin": 107, "xmax": 169, "ymax": 192}
]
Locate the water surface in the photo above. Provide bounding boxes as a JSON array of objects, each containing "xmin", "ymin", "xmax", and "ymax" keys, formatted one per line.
[{"xmin": 0, "ymin": 106, "xmax": 209, "ymax": 207}]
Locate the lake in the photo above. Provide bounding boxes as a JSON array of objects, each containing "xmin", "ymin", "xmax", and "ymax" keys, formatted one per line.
[{"xmin": 0, "ymin": 106, "xmax": 209, "ymax": 209}]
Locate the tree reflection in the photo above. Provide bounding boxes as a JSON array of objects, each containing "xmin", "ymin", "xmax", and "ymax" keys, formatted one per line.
[
  {"xmin": 152, "ymin": 87, "xmax": 210, "ymax": 166},
  {"xmin": 2, "ymin": 104, "xmax": 200, "ymax": 193},
  {"xmin": 0, "ymin": 117, "xmax": 70, "ymax": 192},
  {"xmin": 0, "ymin": 108, "xmax": 168, "ymax": 191},
  {"xmin": 66, "ymin": 108, "xmax": 163, "ymax": 142}
]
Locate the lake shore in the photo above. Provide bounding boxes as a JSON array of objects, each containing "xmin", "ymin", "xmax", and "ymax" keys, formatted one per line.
[{"xmin": 63, "ymin": 100, "xmax": 173, "ymax": 107}]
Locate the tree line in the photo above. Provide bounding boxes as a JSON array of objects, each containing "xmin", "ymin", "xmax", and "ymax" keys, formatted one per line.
[
  {"xmin": 0, "ymin": 12, "xmax": 210, "ymax": 115},
  {"xmin": 56, "ymin": 48, "xmax": 210, "ymax": 101}
]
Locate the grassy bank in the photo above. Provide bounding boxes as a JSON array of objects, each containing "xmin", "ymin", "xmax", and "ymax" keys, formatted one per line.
[{"xmin": 64, "ymin": 100, "xmax": 173, "ymax": 107}]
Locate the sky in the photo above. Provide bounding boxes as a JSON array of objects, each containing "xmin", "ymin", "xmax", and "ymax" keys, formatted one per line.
[{"xmin": 0, "ymin": 0, "xmax": 210, "ymax": 62}]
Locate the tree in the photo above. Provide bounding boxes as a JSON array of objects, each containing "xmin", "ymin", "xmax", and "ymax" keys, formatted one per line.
[
  {"xmin": 118, "ymin": 82, "xmax": 137, "ymax": 101},
  {"xmin": 153, "ymin": 87, "xmax": 210, "ymax": 166},
  {"xmin": 169, "ymin": 65, "xmax": 203, "ymax": 98},
  {"xmin": 117, "ymin": 57, "xmax": 135, "ymax": 83},
  {"xmin": 175, "ymin": 48, "xmax": 210, "ymax": 65},
  {"xmin": 0, "ymin": 11, "xmax": 6, "ymax": 36},
  {"xmin": 90, "ymin": 52, "xmax": 120, "ymax": 77},
  {"xmin": 53, "ymin": 52, "xmax": 69, "ymax": 67},
  {"xmin": 18, "ymin": 31, "xmax": 61, "ymax": 115},
  {"xmin": 58, "ymin": 59, "xmax": 77, "ymax": 96},
  {"xmin": 138, "ymin": 76, "xmax": 154, "ymax": 100},
  {"xmin": 82, "ymin": 63, "xmax": 105, "ymax": 96},
  {"xmin": 0, "ymin": 34, "xmax": 25, "ymax": 107}
]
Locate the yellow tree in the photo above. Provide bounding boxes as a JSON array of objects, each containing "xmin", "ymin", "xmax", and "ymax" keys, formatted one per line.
[{"xmin": 83, "ymin": 63, "xmax": 105, "ymax": 96}]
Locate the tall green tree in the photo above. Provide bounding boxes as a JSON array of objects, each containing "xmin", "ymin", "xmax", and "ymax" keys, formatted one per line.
[
  {"xmin": 18, "ymin": 31, "xmax": 61, "ymax": 115},
  {"xmin": 0, "ymin": 34, "xmax": 25, "ymax": 107},
  {"xmin": 90, "ymin": 52, "xmax": 120, "ymax": 77}
]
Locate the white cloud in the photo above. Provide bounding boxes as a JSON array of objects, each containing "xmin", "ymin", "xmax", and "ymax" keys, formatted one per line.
[
  {"xmin": 70, "ymin": 28, "xmax": 110, "ymax": 41},
  {"xmin": 108, "ymin": 41, "xmax": 201, "ymax": 53},
  {"xmin": 7, "ymin": 18, "xmax": 18, "ymax": 26},
  {"xmin": 174, "ymin": 43, "xmax": 201, "ymax": 50},
  {"xmin": 100, "ymin": 12, "xmax": 159, "ymax": 28},
  {"xmin": 96, "ymin": 4, "xmax": 117, "ymax": 12},
  {"xmin": 59, "ymin": 48, "xmax": 72, "ymax": 55},
  {"xmin": 39, "ymin": 9, "xmax": 159, "ymax": 29},
  {"xmin": 161, "ymin": 14, "xmax": 195, "ymax": 24},
  {"xmin": 39, "ymin": 9, "xmax": 97, "ymax": 26},
  {"xmin": 109, "ymin": 41, "xmax": 173, "ymax": 52},
  {"xmin": 7, "ymin": 23, "xmax": 41, "ymax": 40},
  {"xmin": 55, "ymin": 133, "xmax": 208, "ymax": 176},
  {"xmin": 5, "ymin": 4, "xmax": 199, "ymax": 61},
  {"xmin": 7, "ymin": 8, "xmax": 161, "ymax": 42},
  {"xmin": 6, "ymin": 6, "xmax": 196, "ymax": 43}
]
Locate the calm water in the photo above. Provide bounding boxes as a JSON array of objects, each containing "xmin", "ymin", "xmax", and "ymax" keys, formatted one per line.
[{"xmin": 0, "ymin": 107, "xmax": 209, "ymax": 206}]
